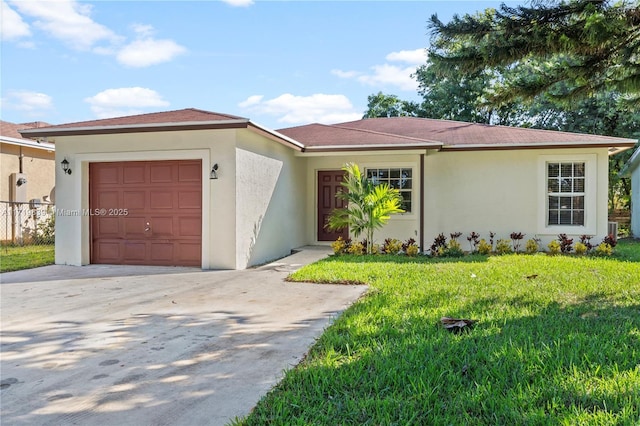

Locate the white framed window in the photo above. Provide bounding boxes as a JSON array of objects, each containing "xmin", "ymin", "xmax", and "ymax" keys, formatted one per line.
[
  {"xmin": 366, "ymin": 167, "xmax": 413, "ymax": 212},
  {"xmin": 547, "ymin": 162, "xmax": 585, "ymax": 226},
  {"xmin": 538, "ymin": 154, "xmax": 597, "ymax": 235}
]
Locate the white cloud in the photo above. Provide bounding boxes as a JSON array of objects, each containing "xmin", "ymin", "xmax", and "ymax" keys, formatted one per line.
[
  {"xmin": 117, "ymin": 37, "xmax": 186, "ymax": 67},
  {"xmin": 85, "ymin": 87, "xmax": 170, "ymax": 118},
  {"xmin": 1, "ymin": 1, "xmax": 31, "ymax": 41},
  {"xmin": 239, "ymin": 93, "xmax": 361, "ymax": 125},
  {"xmin": 385, "ymin": 48, "xmax": 427, "ymax": 65},
  {"xmin": 238, "ymin": 95, "xmax": 264, "ymax": 108},
  {"xmin": 332, "ymin": 48, "xmax": 426, "ymax": 92},
  {"xmin": 1, "ymin": 90, "xmax": 53, "ymax": 116},
  {"xmin": 331, "ymin": 69, "xmax": 361, "ymax": 79},
  {"xmin": 9, "ymin": 0, "xmax": 120, "ymax": 51},
  {"xmin": 221, "ymin": 0, "xmax": 254, "ymax": 7},
  {"xmin": 357, "ymin": 64, "xmax": 419, "ymax": 91}
]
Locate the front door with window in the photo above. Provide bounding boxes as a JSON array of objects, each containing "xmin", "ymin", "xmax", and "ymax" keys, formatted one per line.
[{"xmin": 317, "ymin": 170, "xmax": 348, "ymax": 241}]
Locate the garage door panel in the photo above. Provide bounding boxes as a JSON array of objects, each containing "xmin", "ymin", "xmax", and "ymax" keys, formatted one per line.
[
  {"xmin": 150, "ymin": 165, "xmax": 173, "ymax": 183},
  {"xmin": 123, "ymin": 216, "xmax": 147, "ymax": 237},
  {"xmin": 124, "ymin": 242, "xmax": 147, "ymax": 260},
  {"xmin": 96, "ymin": 217, "xmax": 119, "ymax": 236},
  {"xmin": 178, "ymin": 191, "xmax": 201, "ymax": 209},
  {"xmin": 150, "ymin": 191, "xmax": 174, "ymax": 209},
  {"xmin": 90, "ymin": 160, "xmax": 202, "ymax": 266},
  {"xmin": 95, "ymin": 166, "xmax": 120, "ymax": 185},
  {"xmin": 179, "ymin": 163, "xmax": 201, "ymax": 182},
  {"xmin": 95, "ymin": 191, "xmax": 119, "ymax": 209},
  {"xmin": 123, "ymin": 165, "xmax": 146, "ymax": 184},
  {"xmin": 178, "ymin": 217, "xmax": 201, "ymax": 236},
  {"xmin": 96, "ymin": 242, "xmax": 120, "ymax": 261},
  {"xmin": 151, "ymin": 217, "xmax": 173, "ymax": 236},
  {"xmin": 150, "ymin": 243, "xmax": 173, "ymax": 261},
  {"xmin": 178, "ymin": 243, "xmax": 201, "ymax": 263},
  {"xmin": 123, "ymin": 191, "xmax": 146, "ymax": 209}
]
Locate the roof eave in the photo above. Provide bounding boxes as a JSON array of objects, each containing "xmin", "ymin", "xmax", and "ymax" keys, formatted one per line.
[
  {"xmin": 440, "ymin": 141, "xmax": 637, "ymax": 152},
  {"xmin": 19, "ymin": 119, "xmax": 251, "ymax": 137},
  {"xmin": 301, "ymin": 143, "xmax": 442, "ymax": 153},
  {"xmin": 247, "ymin": 122, "xmax": 305, "ymax": 151},
  {"xmin": 0, "ymin": 136, "xmax": 56, "ymax": 151}
]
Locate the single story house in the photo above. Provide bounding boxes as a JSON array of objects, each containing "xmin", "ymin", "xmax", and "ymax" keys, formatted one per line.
[
  {"xmin": 622, "ymin": 146, "xmax": 640, "ymax": 237},
  {"xmin": 1, "ymin": 120, "xmax": 55, "ymax": 243},
  {"xmin": 21, "ymin": 108, "xmax": 637, "ymax": 269}
]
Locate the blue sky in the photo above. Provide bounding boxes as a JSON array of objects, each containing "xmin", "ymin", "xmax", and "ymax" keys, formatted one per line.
[{"xmin": 2, "ymin": 0, "xmax": 524, "ymax": 130}]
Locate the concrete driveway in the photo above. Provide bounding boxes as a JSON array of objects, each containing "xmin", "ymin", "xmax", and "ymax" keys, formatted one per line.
[{"xmin": 0, "ymin": 247, "xmax": 366, "ymax": 426}]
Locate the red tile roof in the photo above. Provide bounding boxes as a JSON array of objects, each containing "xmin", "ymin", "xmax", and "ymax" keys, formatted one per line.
[{"xmin": 278, "ymin": 117, "xmax": 637, "ymax": 150}]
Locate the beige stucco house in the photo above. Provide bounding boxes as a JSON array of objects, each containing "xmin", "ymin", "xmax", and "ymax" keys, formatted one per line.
[
  {"xmin": 622, "ymin": 147, "xmax": 640, "ymax": 237},
  {"xmin": 21, "ymin": 108, "xmax": 637, "ymax": 269},
  {"xmin": 1, "ymin": 120, "xmax": 55, "ymax": 242}
]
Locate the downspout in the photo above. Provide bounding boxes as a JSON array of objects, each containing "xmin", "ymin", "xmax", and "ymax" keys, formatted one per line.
[
  {"xmin": 420, "ymin": 153, "xmax": 425, "ymax": 252},
  {"xmin": 19, "ymin": 146, "xmax": 23, "ymax": 173}
]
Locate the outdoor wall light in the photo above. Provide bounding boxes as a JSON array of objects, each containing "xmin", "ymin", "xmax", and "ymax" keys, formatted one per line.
[
  {"xmin": 210, "ymin": 163, "xmax": 219, "ymax": 180},
  {"xmin": 61, "ymin": 158, "xmax": 72, "ymax": 175},
  {"xmin": 16, "ymin": 177, "xmax": 27, "ymax": 186}
]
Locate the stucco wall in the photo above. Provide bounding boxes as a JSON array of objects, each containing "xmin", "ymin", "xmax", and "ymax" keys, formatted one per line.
[
  {"xmin": 423, "ymin": 148, "xmax": 610, "ymax": 249},
  {"xmin": 235, "ymin": 130, "xmax": 306, "ymax": 268},
  {"xmin": 630, "ymin": 158, "xmax": 640, "ymax": 238},
  {"xmin": 304, "ymin": 153, "xmax": 421, "ymax": 246},
  {"xmin": 0, "ymin": 144, "xmax": 55, "ymax": 203},
  {"xmin": 53, "ymin": 129, "xmax": 233, "ymax": 268}
]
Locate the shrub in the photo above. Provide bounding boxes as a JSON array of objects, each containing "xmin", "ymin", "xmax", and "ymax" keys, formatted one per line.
[
  {"xmin": 525, "ymin": 238, "xmax": 539, "ymax": 254},
  {"xmin": 593, "ymin": 242, "xmax": 613, "ymax": 256},
  {"xmin": 347, "ymin": 241, "xmax": 365, "ymax": 255},
  {"xmin": 371, "ymin": 243, "xmax": 381, "ymax": 255},
  {"xmin": 382, "ymin": 238, "xmax": 403, "ymax": 255},
  {"xmin": 331, "ymin": 237, "xmax": 348, "ymax": 255},
  {"xmin": 478, "ymin": 239, "xmax": 492, "ymax": 255},
  {"xmin": 574, "ymin": 242, "xmax": 588, "ymax": 255},
  {"xmin": 510, "ymin": 232, "xmax": 525, "ymax": 253},
  {"xmin": 603, "ymin": 234, "xmax": 617, "ymax": 248},
  {"xmin": 547, "ymin": 240, "xmax": 561, "ymax": 255},
  {"xmin": 450, "ymin": 232, "xmax": 462, "ymax": 242},
  {"xmin": 441, "ymin": 239, "xmax": 465, "ymax": 257},
  {"xmin": 405, "ymin": 244, "xmax": 419, "ymax": 257},
  {"xmin": 580, "ymin": 235, "xmax": 594, "ymax": 251},
  {"xmin": 430, "ymin": 233, "xmax": 447, "ymax": 256},
  {"xmin": 467, "ymin": 232, "xmax": 480, "ymax": 252},
  {"xmin": 495, "ymin": 239, "xmax": 513, "ymax": 255},
  {"xmin": 402, "ymin": 238, "xmax": 417, "ymax": 252},
  {"xmin": 558, "ymin": 234, "xmax": 573, "ymax": 253}
]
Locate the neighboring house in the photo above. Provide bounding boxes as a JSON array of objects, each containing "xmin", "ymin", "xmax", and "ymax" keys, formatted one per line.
[
  {"xmin": 21, "ymin": 108, "xmax": 637, "ymax": 269},
  {"xmin": 1, "ymin": 121, "xmax": 55, "ymax": 242},
  {"xmin": 622, "ymin": 146, "xmax": 640, "ymax": 237}
]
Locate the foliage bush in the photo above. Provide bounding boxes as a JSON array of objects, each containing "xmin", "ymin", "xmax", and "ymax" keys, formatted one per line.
[
  {"xmin": 558, "ymin": 234, "xmax": 574, "ymax": 253},
  {"xmin": 382, "ymin": 238, "xmax": 403, "ymax": 255},
  {"xmin": 594, "ymin": 242, "xmax": 614, "ymax": 256},
  {"xmin": 331, "ymin": 236, "xmax": 347, "ymax": 255},
  {"xmin": 429, "ymin": 233, "xmax": 447, "ymax": 256},
  {"xmin": 466, "ymin": 231, "xmax": 480, "ymax": 252},
  {"xmin": 495, "ymin": 239, "xmax": 513, "ymax": 255},
  {"xmin": 347, "ymin": 241, "xmax": 365, "ymax": 255},
  {"xmin": 405, "ymin": 244, "xmax": 419, "ymax": 257},
  {"xmin": 477, "ymin": 239, "xmax": 492, "ymax": 255},
  {"xmin": 525, "ymin": 238, "xmax": 539, "ymax": 254},
  {"xmin": 547, "ymin": 240, "xmax": 561, "ymax": 255},
  {"xmin": 510, "ymin": 232, "xmax": 525, "ymax": 253},
  {"xmin": 574, "ymin": 242, "xmax": 588, "ymax": 255}
]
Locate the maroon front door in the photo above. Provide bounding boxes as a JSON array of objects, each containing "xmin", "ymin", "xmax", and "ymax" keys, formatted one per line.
[
  {"xmin": 317, "ymin": 170, "xmax": 348, "ymax": 241},
  {"xmin": 90, "ymin": 160, "xmax": 202, "ymax": 266}
]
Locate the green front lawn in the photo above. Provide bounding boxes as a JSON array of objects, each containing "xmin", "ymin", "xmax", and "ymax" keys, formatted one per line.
[
  {"xmin": 239, "ymin": 239, "xmax": 640, "ymax": 425},
  {"xmin": 0, "ymin": 244, "xmax": 55, "ymax": 273}
]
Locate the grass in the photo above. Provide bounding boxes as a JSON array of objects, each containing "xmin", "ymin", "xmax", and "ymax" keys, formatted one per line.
[
  {"xmin": 237, "ymin": 239, "xmax": 640, "ymax": 425},
  {"xmin": 0, "ymin": 244, "xmax": 55, "ymax": 273}
]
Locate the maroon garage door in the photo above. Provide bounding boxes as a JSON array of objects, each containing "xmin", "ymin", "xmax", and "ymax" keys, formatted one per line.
[{"xmin": 90, "ymin": 160, "xmax": 202, "ymax": 266}]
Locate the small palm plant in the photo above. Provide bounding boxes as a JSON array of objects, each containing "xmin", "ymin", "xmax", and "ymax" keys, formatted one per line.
[{"xmin": 327, "ymin": 163, "xmax": 405, "ymax": 254}]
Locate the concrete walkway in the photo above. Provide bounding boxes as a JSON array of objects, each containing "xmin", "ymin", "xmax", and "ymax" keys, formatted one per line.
[{"xmin": 0, "ymin": 247, "xmax": 367, "ymax": 426}]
